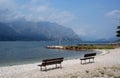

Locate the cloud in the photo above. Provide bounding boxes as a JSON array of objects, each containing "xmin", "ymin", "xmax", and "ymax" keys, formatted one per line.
[
  {"xmin": 0, "ymin": 0, "xmax": 23, "ymax": 22},
  {"xmin": 25, "ymin": 3, "xmax": 76, "ymax": 26},
  {"xmin": 106, "ymin": 10, "xmax": 120, "ymax": 19},
  {"xmin": 0, "ymin": 0, "xmax": 17, "ymax": 10},
  {"xmin": 31, "ymin": 0, "xmax": 39, "ymax": 3},
  {"xmin": 0, "ymin": 0, "xmax": 76, "ymax": 26},
  {"xmin": 73, "ymin": 28, "xmax": 87, "ymax": 36},
  {"xmin": 49, "ymin": 11, "xmax": 76, "ymax": 26}
]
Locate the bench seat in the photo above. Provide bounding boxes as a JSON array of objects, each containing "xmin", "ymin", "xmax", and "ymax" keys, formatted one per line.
[
  {"xmin": 80, "ymin": 53, "xmax": 96, "ymax": 64},
  {"xmin": 38, "ymin": 57, "xmax": 64, "ymax": 71}
]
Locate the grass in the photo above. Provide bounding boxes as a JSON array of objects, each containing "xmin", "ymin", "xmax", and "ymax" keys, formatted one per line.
[{"xmin": 63, "ymin": 44, "xmax": 116, "ymax": 51}]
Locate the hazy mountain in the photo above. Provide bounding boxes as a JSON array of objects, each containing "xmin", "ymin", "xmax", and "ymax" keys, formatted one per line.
[
  {"xmin": 0, "ymin": 22, "xmax": 19, "ymax": 41},
  {"xmin": 0, "ymin": 21, "xmax": 80, "ymax": 41}
]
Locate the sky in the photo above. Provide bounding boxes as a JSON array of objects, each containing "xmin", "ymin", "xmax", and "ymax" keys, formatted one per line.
[{"xmin": 0, "ymin": 0, "xmax": 120, "ymax": 41}]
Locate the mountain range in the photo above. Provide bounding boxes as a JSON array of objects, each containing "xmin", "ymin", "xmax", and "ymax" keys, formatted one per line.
[{"xmin": 0, "ymin": 20, "xmax": 80, "ymax": 41}]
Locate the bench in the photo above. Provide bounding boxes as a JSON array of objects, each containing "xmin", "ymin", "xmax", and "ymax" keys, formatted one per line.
[
  {"xmin": 38, "ymin": 57, "xmax": 64, "ymax": 71},
  {"xmin": 80, "ymin": 53, "xmax": 96, "ymax": 64}
]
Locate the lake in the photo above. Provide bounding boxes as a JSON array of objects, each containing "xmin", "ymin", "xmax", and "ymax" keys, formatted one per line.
[{"xmin": 0, "ymin": 41, "xmax": 100, "ymax": 66}]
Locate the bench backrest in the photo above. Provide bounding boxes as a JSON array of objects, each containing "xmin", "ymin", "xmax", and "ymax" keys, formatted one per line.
[
  {"xmin": 84, "ymin": 53, "xmax": 96, "ymax": 57},
  {"xmin": 41, "ymin": 57, "xmax": 64, "ymax": 66}
]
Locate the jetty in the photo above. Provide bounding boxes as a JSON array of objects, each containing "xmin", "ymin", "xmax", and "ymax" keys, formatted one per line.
[{"xmin": 46, "ymin": 46, "xmax": 64, "ymax": 49}]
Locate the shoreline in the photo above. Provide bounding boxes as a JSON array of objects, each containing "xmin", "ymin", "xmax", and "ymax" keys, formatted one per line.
[
  {"xmin": 0, "ymin": 49, "xmax": 109, "ymax": 67},
  {"xmin": 0, "ymin": 49, "xmax": 102, "ymax": 67},
  {"xmin": 0, "ymin": 48, "xmax": 120, "ymax": 78},
  {"xmin": 0, "ymin": 49, "xmax": 108, "ymax": 67},
  {"xmin": 93, "ymin": 49, "xmax": 110, "ymax": 55}
]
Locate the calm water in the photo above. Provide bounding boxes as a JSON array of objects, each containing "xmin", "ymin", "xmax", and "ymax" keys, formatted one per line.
[{"xmin": 0, "ymin": 41, "xmax": 100, "ymax": 66}]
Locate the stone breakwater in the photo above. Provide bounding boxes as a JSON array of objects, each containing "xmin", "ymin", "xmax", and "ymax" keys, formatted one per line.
[{"xmin": 46, "ymin": 46, "xmax": 64, "ymax": 49}]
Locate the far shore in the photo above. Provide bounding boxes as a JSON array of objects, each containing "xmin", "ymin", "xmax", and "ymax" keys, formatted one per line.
[
  {"xmin": 46, "ymin": 43, "xmax": 120, "ymax": 50},
  {"xmin": 0, "ymin": 48, "xmax": 120, "ymax": 78}
]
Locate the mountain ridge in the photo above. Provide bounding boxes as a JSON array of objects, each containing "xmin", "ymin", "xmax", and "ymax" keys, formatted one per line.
[{"xmin": 0, "ymin": 21, "xmax": 80, "ymax": 41}]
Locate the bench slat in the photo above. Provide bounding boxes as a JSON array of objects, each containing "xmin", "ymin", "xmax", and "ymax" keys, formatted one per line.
[
  {"xmin": 84, "ymin": 53, "xmax": 96, "ymax": 57},
  {"xmin": 42, "ymin": 57, "xmax": 63, "ymax": 61},
  {"xmin": 38, "ymin": 57, "xmax": 64, "ymax": 71}
]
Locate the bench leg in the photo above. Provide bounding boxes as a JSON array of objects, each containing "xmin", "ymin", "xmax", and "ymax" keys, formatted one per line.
[
  {"xmin": 84, "ymin": 60, "xmax": 86, "ymax": 64},
  {"xmin": 40, "ymin": 66, "xmax": 47, "ymax": 71},
  {"xmin": 89, "ymin": 59, "xmax": 90, "ymax": 63},
  {"xmin": 81, "ymin": 60, "xmax": 86, "ymax": 64},
  {"xmin": 45, "ymin": 66, "xmax": 47, "ymax": 71},
  {"xmin": 60, "ymin": 63, "xmax": 62, "ymax": 68},
  {"xmin": 81, "ymin": 60, "xmax": 82, "ymax": 64},
  {"xmin": 56, "ymin": 64, "xmax": 57, "ymax": 68},
  {"xmin": 40, "ymin": 66, "xmax": 42, "ymax": 71}
]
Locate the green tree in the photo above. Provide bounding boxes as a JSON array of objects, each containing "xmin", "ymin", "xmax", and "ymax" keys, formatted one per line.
[{"xmin": 116, "ymin": 26, "xmax": 120, "ymax": 37}]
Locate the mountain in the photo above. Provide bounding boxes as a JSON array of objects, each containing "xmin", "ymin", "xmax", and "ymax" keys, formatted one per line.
[
  {"xmin": 0, "ymin": 22, "xmax": 19, "ymax": 41},
  {"xmin": 0, "ymin": 21, "xmax": 80, "ymax": 41}
]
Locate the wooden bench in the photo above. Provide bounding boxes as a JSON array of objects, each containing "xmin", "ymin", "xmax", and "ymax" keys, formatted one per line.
[
  {"xmin": 80, "ymin": 53, "xmax": 96, "ymax": 64},
  {"xmin": 38, "ymin": 57, "xmax": 64, "ymax": 71}
]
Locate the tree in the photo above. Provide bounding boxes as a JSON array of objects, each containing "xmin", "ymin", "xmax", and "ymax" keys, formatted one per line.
[{"xmin": 116, "ymin": 26, "xmax": 120, "ymax": 37}]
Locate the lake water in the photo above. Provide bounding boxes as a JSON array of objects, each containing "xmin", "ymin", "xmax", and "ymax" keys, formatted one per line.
[{"xmin": 0, "ymin": 41, "xmax": 101, "ymax": 66}]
